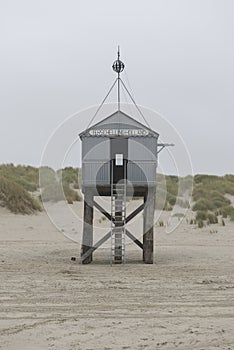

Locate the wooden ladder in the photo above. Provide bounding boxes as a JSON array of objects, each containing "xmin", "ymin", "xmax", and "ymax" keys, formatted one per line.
[{"xmin": 110, "ymin": 175, "xmax": 126, "ymax": 265}]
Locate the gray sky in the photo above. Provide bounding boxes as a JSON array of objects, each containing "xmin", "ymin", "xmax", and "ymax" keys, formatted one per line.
[{"xmin": 1, "ymin": 0, "xmax": 234, "ymax": 175}]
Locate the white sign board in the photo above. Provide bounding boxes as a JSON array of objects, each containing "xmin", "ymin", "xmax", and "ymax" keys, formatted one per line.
[
  {"xmin": 89, "ymin": 129, "xmax": 149, "ymax": 136},
  {"xmin": 115, "ymin": 154, "xmax": 123, "ymax": 166}
]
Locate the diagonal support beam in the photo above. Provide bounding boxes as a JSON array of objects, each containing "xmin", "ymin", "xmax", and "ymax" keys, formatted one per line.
[
  {"xmin": 81, "ymin": 230, "xmax": 111, "ymax": 263},
  {"xmin": 93, "ymin": 201, "xmax": 144, "ymax": 225},
  {"xmin": 125, "ymin": 229, "xmax": 143, "ymax": 250},
  {"xmin": 81, "ymin": 228, "xmax": 143, "ymax": 262},
  {"xmin": 93, "ymin": 200, "xmax": 112, "ymax": 222},
  {"xmin": 126, "ymin": 203, "xmax": 144, "ymax": 224}
]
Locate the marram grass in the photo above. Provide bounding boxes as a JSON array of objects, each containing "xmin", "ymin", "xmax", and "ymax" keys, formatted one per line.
[{"xmin": 0, "ymin": 176, "xmax": 42, "ymax": 214}]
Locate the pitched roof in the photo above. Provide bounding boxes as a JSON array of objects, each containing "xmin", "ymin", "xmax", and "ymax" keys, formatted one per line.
[{"xmin": 79, "ymin": 110, "xmax": 159, "ymax": 138}]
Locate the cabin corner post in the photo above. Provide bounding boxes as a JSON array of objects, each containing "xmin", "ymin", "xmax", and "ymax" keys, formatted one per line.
[
  {"xmin": 143, "ymin": 187, "xmax": 156, "ymax": 264},
  {"xmin": 81, "ymin": 190, "xmax": 94, "ymax": 264}
]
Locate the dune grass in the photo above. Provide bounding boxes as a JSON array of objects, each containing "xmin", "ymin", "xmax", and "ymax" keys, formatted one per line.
[
  {"xmin": 0, "ymin": 175, "xmax": 42, "ymax": 214},
  {"xmin": 0, "ymin": 164, "xmax": 39, "ymax": 192},
  {"xmin": 1, "ymin": 165, "xmax": 234, "ymax": 221},
  {"xmin": 0, "ymin": 164, "xmax": 83, "ymax": 214},
  {"xmin": 156, "ymin": 173, "xmax": 234, "ymax": 226},
  {"xmin": 192, "ymin": 174, "xmax": 234, "ymax": 226}
]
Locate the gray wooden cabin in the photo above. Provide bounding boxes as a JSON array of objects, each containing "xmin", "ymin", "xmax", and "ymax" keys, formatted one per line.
[{"xmin": 79, "ymin": 110, "xmax": 159, "ymax": 264}]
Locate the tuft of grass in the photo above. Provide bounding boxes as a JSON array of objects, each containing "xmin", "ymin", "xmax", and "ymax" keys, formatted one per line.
[
  {"xmin": 195, "ymin": 211, "xmax": 218, "ymax": 227},
  {"xmin": 196, "ymin": 211, "xmax": 207, "ymax": 221},
  {"xmin": 209, "ymin": 229, "xmax": 218, "ymax": 234},
  {"xmin": 207, "ymin": 213, "xmax": 218, "ymax": 225},
  {"xmin": 218, "ymin": 206, "xmax": 234, "ymax": 219},
  {"xmin": 192, "ymin": 198, "xmax": 214, "ymax": 211},
  {"xmin": 197, "ymin": 220, "xmax": 204, "ymax": 228},
  {"xmin": 98, "ymin": 216, "xmax": 107, "ymax": 224},
  {"xmin": 66, "ymin": 197, "xmax": 74, "ymax": 204},
  {"xmin": 158, "ymin": 220, "xmax": 164, "ymax": 227}
]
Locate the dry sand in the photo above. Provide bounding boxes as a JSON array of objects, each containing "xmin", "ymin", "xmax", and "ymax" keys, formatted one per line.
[{"xmin": 0, "ymin": 202, "xmax": 234, "ymax": 350}]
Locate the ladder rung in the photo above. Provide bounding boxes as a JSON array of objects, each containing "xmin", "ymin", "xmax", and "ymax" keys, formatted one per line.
[
  {"xmin": 111, "ymin": 246, "xmax": 125, "ymax": 249},
  {"xmin": 111, "ymin": 247, "xmax": 125, "ymax": 249},
  {"xmin": 111, "ymin": 239, "xmax": 125, "ymax": 241}
]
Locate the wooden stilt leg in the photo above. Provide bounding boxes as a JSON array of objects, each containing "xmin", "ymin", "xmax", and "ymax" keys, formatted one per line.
[
  {"xmin": 143, "ymin": 187, "xmax": 155, "ymax": 264},
  {"xmin": 81, "ymin": 191, "xmax": 93, "ymax": 264}
]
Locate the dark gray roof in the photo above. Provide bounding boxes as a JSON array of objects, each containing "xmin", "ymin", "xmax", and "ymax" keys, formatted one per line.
[{"xmin": 79, "ymin": 110, "xmax": 159, "ymax": 138}]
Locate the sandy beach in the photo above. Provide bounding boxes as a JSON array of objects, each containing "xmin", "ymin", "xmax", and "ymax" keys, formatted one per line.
[{"xmin": 0, "ymin": 202, "xmax": 234, "ymax": 350}]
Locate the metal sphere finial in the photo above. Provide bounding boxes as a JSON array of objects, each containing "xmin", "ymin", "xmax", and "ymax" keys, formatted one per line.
[
  {"xmin": 112, "ymin": 46, "xmax": 125, "ymax": 74},
  {"xmin": 112, "ymin": 59, "xmax": 125, "ymax": 73}
]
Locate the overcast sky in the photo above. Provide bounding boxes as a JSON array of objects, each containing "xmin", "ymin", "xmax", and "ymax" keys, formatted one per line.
[{"xmin": 1, "ymin": 0, "xmax": 234, "ymax": 175}]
